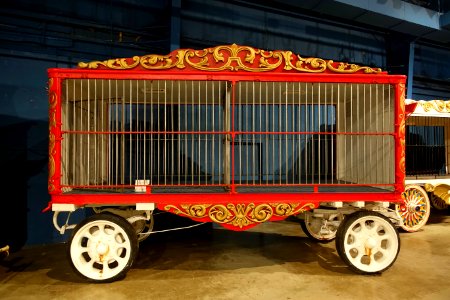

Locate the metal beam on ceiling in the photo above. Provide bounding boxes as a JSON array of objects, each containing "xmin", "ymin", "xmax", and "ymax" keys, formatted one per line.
[
  {"xmin": 334, "ymin": 0, "xmax": 440, "ymax": 29},
  {"xmin": 441, "ymin": 11, "xmax": 450, "ymax": 29}
]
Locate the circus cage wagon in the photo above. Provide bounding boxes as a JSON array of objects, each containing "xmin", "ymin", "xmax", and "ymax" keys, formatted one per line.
[
  {"xmin": 45, "ymin": 44, "xmax": 407, "ymax": 282},
  {"xmin": 394, "ymin": 99, "xmax": 450, "ymax": 233}
]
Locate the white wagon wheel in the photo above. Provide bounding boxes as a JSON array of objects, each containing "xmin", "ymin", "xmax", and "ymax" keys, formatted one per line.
[
  {"xmin": 396, "ymin": 185, "xmax": 430, "ymax": 232},
  {"xmin": 300, "ymin": 211, "xmax": 342, "ymax": 243},
  {"xmin": 67, "ymin": 213, "xmax": 138, "ymax": 282},
  {"xmin": 336, "ymin": 211, "xmax": 400, "ymax": 274}
]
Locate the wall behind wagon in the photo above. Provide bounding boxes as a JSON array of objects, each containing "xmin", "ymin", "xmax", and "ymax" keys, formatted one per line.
[
  {"xmin": 0, "ymin": 0, "xmax": 170, "ymax": 249},
  {"xmin": 179, "ymin": 0, "xmax": 387, "ymax": 69}
]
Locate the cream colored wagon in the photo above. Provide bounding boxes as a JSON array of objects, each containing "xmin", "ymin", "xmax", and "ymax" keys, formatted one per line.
[{"xmin": 395, "ymin": 99, "xmax": 450, "ymax": 232}]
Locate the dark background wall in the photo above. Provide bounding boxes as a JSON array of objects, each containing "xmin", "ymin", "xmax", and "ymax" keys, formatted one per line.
[{"xmin": 1, "ymin": 0, "xmax": 450, "ymax": 250}]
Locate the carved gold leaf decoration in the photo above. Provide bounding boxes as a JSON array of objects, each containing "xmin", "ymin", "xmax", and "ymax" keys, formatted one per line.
[
  {"xmin": 164, "ymin": 202, "xmax": 316, "ymax": 229},
  {"xmin": 398, "ymin": 83, "xmax": 406, "ymax": 174},
  {"xmin": 416, "ymin": 100, "xmax": 450, "ymax": 113},
  {"xmin": 422, "ymin": 101, "xmax": 434, "ymax": 112},
  {"xmin": 78, "ymin": 44, "xmax": 382, "ymax": 73},
  {"xmin": 78, "ymin": 56, "xmax": 140, "ymax": 69},
  {"xmin": 140, "ymin": 54, "xmax": 177, "ymax": 69},
  {"xmin": 48, "ymin": 77, "xmax": 57, "ymax": 193},
  {"xmin": 282, "ymin": 52, "xmax": 327, "ymax": 73},
  {"xmin": 48, "ymin": 133, "xmax": 55, "ymax": 193},
  {"xmin": 326, "ymin": 60, "xmax": 382, "ymax": 73},
  {"xmin": 424, "ymin": 183, "xmax": 435, "ymax": 192}
]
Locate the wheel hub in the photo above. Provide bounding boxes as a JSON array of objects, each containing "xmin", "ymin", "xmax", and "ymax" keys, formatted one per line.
[
  {"xmin": 407, "ymin": 203, "xmax": 420, "ymax": 213},
  {"xmin": 364, "ymin": 237, "xmax": 377, "ymax": 249},
  {"xmin": 96, "ymin": 242, "xmax": 109, "ymax": 256}
]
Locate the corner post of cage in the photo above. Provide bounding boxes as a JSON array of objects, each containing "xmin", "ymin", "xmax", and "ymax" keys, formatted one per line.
[
  {"xmin": 48, "ymin": 75, "xmax": 62, "ymax": 195},
  {"xmin": 394, "ymin": 81, "xmax": 406, "ymax": 195}
]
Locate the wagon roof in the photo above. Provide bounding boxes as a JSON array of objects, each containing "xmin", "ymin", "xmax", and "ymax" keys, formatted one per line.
[{"xmin": 77, "ymin": 44, "xmax": 385, "ymax": 75}]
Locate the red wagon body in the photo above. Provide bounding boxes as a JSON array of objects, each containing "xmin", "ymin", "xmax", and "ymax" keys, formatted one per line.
[{"xmin": 46, "ymin": 44, "xmax": 407, "ymax": 281}]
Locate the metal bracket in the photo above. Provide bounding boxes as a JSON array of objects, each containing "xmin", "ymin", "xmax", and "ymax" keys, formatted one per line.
[{"xmin": 52, "ymin": 211, "xmax": 77, "ymax": 234}]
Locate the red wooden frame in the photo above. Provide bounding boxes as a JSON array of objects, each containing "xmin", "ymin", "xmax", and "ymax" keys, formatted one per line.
[{"xmin": 46, "ymin": 44, "xmax": 406, "ymax": 230}]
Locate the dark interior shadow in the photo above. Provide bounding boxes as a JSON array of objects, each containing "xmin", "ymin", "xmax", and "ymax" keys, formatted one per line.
[
  {"xmin": 0, "ymin": 115, "xmax": 48, "ymax": 254},
  {"xmin": 133, "ymin": 215, "xmax": 352, "ymax": 276},
  {"xmin": 426, "ymin": 208, "xmax": 450, "ymax": 225}
]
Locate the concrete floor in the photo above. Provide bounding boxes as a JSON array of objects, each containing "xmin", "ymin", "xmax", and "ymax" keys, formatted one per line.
[{"xmin": 1, "ymin": 210, "xmax": 450, "ymax": 300}]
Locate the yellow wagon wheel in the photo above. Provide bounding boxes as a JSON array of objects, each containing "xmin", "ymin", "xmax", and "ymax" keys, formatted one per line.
[
  {"xmin": 430, "ymin": 194, "xmax": 449, "ymax": 210},
  {"xmin": 396, "ymin": 185, "xmax": 430, "ymax": 232},
  {"xmin": 429, "ymin": 185, "xmax": 450, "ymax": 211}
]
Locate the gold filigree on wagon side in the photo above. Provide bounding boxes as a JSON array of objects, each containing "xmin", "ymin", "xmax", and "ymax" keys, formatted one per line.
[
  {"xmin": 164, "ymin": 202, "xmax": 316, "ymax": 228},
  {"xmin": 398, "ymin": 83, "xmax": 406, "ymax": 173},
  {"xmin": 48, "ymin": 78, "xmax": 57, "ymax": 192},
  {"xmin": 78, "ymin": 56, "xmax": 141, "ymax": 69},
  {"xmin": 78, "ymin": 44, "xmax": 382, "ymax": 73},
  {"xmin": 417, "ymin": 100, "xmax": 450, "ymax": 113},
  {"xmin": 48, "ymin": 133, "xmax": 55, "ymax": 192},
  {"xmin": 326, "ymin": 60, "xmax": 382, "ymax": 73}
]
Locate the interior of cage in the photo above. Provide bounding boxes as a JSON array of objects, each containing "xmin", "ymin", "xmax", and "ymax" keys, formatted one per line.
[
  {"xmin": 59, "ymin": 79, "xmax": 395, "ymax": 193},
  {"xmin": 406, "ymin": 116, "xmax": 450, "ymax": 178}
]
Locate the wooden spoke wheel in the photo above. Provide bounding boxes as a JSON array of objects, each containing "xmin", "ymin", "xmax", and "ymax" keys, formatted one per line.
[
  {"xmin": 336, "ymin": 211, "xmax": 400, "ymax": 274},
  {"xmin": 396, "ymin": 185, "xmax": 431, "ymax": 232},
  {"xmin": 67, "ymin": 213, "xmax": 138, "ymax": 282}
]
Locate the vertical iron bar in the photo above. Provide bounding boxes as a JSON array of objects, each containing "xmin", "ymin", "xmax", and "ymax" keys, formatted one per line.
[
  {"xmin": 375, "ymin": 84, "xmax": 379, "ymax": 184},
  {"xmin": 191, "ymin": 81, "xmax": 194, "ymax": 185},
  {"xmin": 278, "ymin": 82, "xmax": 282, "ymax": 184},
  {"xmin": 129, "ymin": 80, "xmax": 132, "ymax": 186},
  {"xmin": 205, "ymin": 81, "xmax": 208, "ymax": 184},
  {"xmin": 177, "ymin": 80, "xmax": 181, "ymax": 184},
  {"xmin": 239, "ymin": 83, "xmax": 242, "ymax": 184},
  {"xmin": 265, "ymin": 82, "xmax": 269, "ymax": 184},
  {"xmin": 298, "ymin": 82, "xmax": 301, "ymax": 184},
  {"xmin": 72, "ymin": 80, "xmax": 76, "ymax": 186},
  {"xmin": 212, "ymin": 81, "xmax": 215, "ymax": 184},
  {"xmin": 305, "ymin": 82, "xmax": 309, "ymax": 184},
  {"xmin": 108, "ymin": 80, "xmax": 111, "ymax": 186},
  {"xmin": 343, "ymin": 83, "xmax": 347, "ymax": 185},
  {"xmin": 331, "ymin": 84, "xmax": 334, "ymax": 184},
  {"xmin": 80, "ymin": 79, "xmax": 84, "ymax": 186},
  {"xmin": 142, "ymin": 80, "xmax": 150, "ymax": 183},
  {"xmin": 252, "ymin": 81, "xmax": 256, "ymax": 184},
  {"xmin": 150, "ymin": 81, "xmax": 153, "ymax": 185},
  {"xmin": 284, "ymin": 82, "xmax": 288, "ymax": 184},
  {"xmin": 259, "ymin": 82, "xmax": 262, "ymax": 184},
  {"xmin": 170, "ymin": 81, "xmax": 174, "ymax": 184},
  {"xmin": 198, "ymin": 81, "xmax": 201, "ymax": 185},
  {"xmin": 363, "ymin": 84, "xmax": 366, "ymax": 184},
  {"xmin": 318, "ymin": 82, "xmax": 321, "ymax": 184},
  {"xmin": 163, "ymin": 80, "xmax": 167, "ymax": 185}
]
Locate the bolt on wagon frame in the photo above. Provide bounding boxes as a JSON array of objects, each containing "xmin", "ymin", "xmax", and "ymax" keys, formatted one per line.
[{"xmin": 46, "ymin": 44, "xmax": 406, "ymax": 282}]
